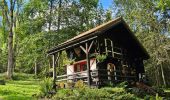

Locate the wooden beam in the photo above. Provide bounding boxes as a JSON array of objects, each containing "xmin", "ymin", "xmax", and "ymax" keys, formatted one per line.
[
  {"xmin": 55, "ymin": 53, "xmax": 60, "ymax": 66},
  {"xmin": 48, "ymin": 36, "xmax": 98, "ymax": 55},
  {"xmin": 52, "ymin": 52, "xmax": 60, "ymax": 85},
  {"xmin": 80, "ymin": 45, "xmax": 86, "ymax": 54},
  {"xmin": 88, "ymin": 41, "xmax": 94, "ymax": 52},
  {"xmin": 80, "ymin": 40, "xmax": 94, "ymax": 53},
  {"xmin": 86, "ymin": 43, "xmax": 91, "ymax": 86},
  {"xmin": 52, "ymin": 54, "xmax": 56, "ymax": 83}
]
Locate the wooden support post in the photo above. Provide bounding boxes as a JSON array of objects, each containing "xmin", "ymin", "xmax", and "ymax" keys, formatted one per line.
[
  {"xmin": 52, "ymin": 52, "xmax": 61, "ymax": 89},
  {"xmin": 86, "ymin": 43, "xmax": 91, "ymax": 86},
  {"xmin": 52, "ymin": 54, "xmax": 56, "ymax": 84},
  {"xmin": 80, "ymin": 41, "xmax": 94, "ymax": 87}
]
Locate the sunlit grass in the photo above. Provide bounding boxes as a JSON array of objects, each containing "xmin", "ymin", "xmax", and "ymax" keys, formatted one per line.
[{"xmin": 0, "ymin": 75, "xmax": 41, "ymax": 100}]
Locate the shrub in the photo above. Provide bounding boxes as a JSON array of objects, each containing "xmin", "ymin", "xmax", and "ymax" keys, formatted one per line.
[
  {"xmin": 39, "ymin": 78, "xmax": 53, "ymax": 97},
  {"xmin": 74, "ymin": 80, "xmax": 86, "ymax": 89},
  {"xmin": 66, "ymin": 81, "xmax": 74, "ymax": 88},
  {"xmin": 152, "ymin": 86, "xmax": 165, "ymax": 96},
  {"xmin": 12, "ymin": 73, "xmax": 34, "ymax": 80},
  {"xmin": 112, "ymin": 93, "xmax": 138, "ymax": 100},
  {"xmin": 53, "ymin": 89, "xmax": 74, "ymax": 99},
  {"xmin": 58, "ymin": 82, "xmax": 65, "ymax": 88},
  {"xmin": 129, "ymin": 87, "xmax": 146, "ymax": 98},
  {"xmin": 156, "ymin": 93, "xmax": 163, "ymax": 100},
  {"xmin": 117, "ymin": 81, "xmax": 128, "ymax": 88},
  {"xmin": 83, "ymin": 88, "xmax": 112, "ymax": 99},
  {"xmin": 102, "ymin": 87, "xmax": 125, "ymax": 94}
]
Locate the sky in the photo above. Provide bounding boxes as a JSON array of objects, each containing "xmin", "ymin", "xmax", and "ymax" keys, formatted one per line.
[{"xmin": 99, "ymin": 0, "xmax": 113, "ymax": 10}]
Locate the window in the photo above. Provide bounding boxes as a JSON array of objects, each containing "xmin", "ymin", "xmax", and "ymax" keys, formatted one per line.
[
  {"xmin": 77, "ymin": 64, "xmax": 81, "ymax": 72},
  {"xmin": 82, "ymin": 64, "xmax": 87, "ymax": 71},
  {"xmin": 74, "ymin": 64, "xmax": 81, "ymax": 72},
  {"xmin": 74, "ymin": 61, "xmax": 87, "ymax": 72}
]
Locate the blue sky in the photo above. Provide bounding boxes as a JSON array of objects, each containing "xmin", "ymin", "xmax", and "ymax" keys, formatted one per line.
[
  {"xmin": 99, "ymin": 0, "xmax": 113, "ymax": 10},
  {"xmin": 6, "ymin": 0, "xmax": 113, "ymax": 10}
]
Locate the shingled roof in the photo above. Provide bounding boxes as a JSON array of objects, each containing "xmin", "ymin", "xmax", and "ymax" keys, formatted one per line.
[{"xmin": 47, "ymin": 17, "xmax": 149, "ymax": 59}]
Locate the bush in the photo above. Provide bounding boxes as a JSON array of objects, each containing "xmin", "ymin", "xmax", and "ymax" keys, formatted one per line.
[
  {"xmin": 74, "ymin": 80, "xmax": 86, "ymax": 89},
  {"xmin": 112, "ymin": 93, "xmax": 138, "ymax": 100},
  {"xmin": 39, "ymin": 78, "xmax": 53, "ymax": 97},
  {"xmin": 117, "ymin": 81, "xmax": 129, "ymax": 88},
  {"xmin": 12, "ymin": 73, "xmax": 34, "ymax": 80},
  {"xmin": 53, "ymin": 89, "xmax": 74, "ymax": 99},
  {"xmin": 66, "ymin": 81, "xmax": 74, "ymax": 88},
  {"xmin": 152, "ymin": 86, "xmax": 165, "ymax": 96},
  {"xmin": 53, "ymin": 87, "xmax": 133, "ymax": 100},
  {"xmin": 58, "ymin": 82, "xmax": 65, "ymax": 88},
  {"xmin": 128, "ymin": 87, "xmax": 146, "ymax": 98},
  {"xmin": 102, "ymin": 87, "xmax": 125, "ymax": 94},
  {"xmin": 52, "ymin": 80, "xmax": 151, "ymax": 100}
]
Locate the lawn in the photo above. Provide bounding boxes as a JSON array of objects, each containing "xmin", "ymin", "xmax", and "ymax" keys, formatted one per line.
[{"xmin": 0, "ymin": 74, "xmax": 41, "ymax": 100}]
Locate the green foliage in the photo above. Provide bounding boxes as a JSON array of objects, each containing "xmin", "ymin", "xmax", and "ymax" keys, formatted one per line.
[
  {"xmin": 117, "ymin": 81, "xmax": 129, "ymax": 88},
  {"xmin": 114, "ymin": 0, "xmax": 170, "ymax": 87},
  {"xmin": 152, "ymin": 86, "xmax": 165, "ymax": 96},
  {"xmin": 96, "ymin": 54, "xmax": 107, "ymax": 62},
  {"xmin": 0, "ymin": 80, "xmax": 5, "ymax": 85},
  {"xmin": 156, "ymin": 93, "xmax": 163, "ymax": 100},
  {"xmin": 157, "ymin": 0, "xmax": 170, "ymax": 12},
  {"xmin": 54, "ymin": 89, "xmax": 74, "ymax": 99},
  {"xmin": 53, "ymin": 87, "xmax": 141, "ymax": 100},
  {"xmin": 74, "ymin": 80, "xmax": 86, "ymax": 89},
  {"xmin": 128, "ymin": 87, "xmax": 146, "ymax": 98},
  {"xmin": 58, "ymin": 82, "xmax": 65, "ymax": 88},
  {"xmin": 12, "ymin": 73, "xmax": 35, "ymax": 81},
  {"xmin": 39, "ymin": 78, "xmax": 53, "ymax": 96}
]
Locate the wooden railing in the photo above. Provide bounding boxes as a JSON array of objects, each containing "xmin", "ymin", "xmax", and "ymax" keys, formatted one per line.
[
  {"xmin": 56, "ymin": 69, "xmax": 137, "ymax": 84},
  {"xmin": 56, "ymin": 71, "xmax": 88, "ymax": 82}
]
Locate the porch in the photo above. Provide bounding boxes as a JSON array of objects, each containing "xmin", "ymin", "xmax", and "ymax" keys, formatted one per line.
[{"xmin": 56, "ymin": 69, "xmax": 137, "ymax": 87}]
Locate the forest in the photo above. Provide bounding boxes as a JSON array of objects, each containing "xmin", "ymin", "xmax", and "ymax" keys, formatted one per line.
[{"xmin": 0, "ymin": 0, "xmax": 170, "ymax": 99}]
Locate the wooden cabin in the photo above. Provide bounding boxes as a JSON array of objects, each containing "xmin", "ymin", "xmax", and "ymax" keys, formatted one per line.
[{"xmin": 47, "ymin": 17, "xmax": 149, "ymax": 87}]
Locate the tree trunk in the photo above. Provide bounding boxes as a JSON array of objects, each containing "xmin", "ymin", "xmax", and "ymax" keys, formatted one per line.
[
  {"xmin": 57, "ymin": 0, "xmax": 62, "ymax": 31},
  {"xmin": 160, "ymin": 63, "xmax": 166, "ymax": 87},
  {"xmin": 48, "ymin": 0, "xmax": 53, "ymax": 31},
  {"xmin": 7, "ymin": 0, "xmax": 14, "ymax": 79},
  {"xmin": 34, "ymin": 62, "xmax": 37, "ymax": 76}
]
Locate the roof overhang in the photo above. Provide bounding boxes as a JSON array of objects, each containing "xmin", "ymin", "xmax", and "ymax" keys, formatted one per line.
[{"xmin": 47, "ymin": 17, "xmax": 150, "ymax": 60}]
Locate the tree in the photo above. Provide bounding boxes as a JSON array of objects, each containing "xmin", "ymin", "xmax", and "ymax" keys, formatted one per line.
[
  {"xmin": 114, "ymin": 0, "xmax": 170, "ymax": 87},
  {"xmin": 1, "ymin": 0, "xmax": 16, "ymax": 79}
]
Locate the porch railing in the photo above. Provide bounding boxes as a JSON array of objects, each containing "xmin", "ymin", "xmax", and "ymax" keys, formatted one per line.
[
  {"xmin": 56, "ymin": 71, "xmax": 88, "ymax": 82},
  {"xmin": 56, "ymin": 69, "xmax": 137, "ymax": 84}
]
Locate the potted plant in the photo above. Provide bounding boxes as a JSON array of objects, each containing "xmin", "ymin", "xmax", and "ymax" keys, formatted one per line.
[
  {"xmin": 96, "ymin": 54, "xmax": 107, "ymax": 69},
  {"xmin": 96, "ymin": 54, "xmax": 107, "ymax": 62}
]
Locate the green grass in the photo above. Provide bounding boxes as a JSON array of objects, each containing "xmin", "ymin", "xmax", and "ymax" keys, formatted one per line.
[{"xmin": 0, "ymin": 73, "xmax": 41, "ymax": 100}]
